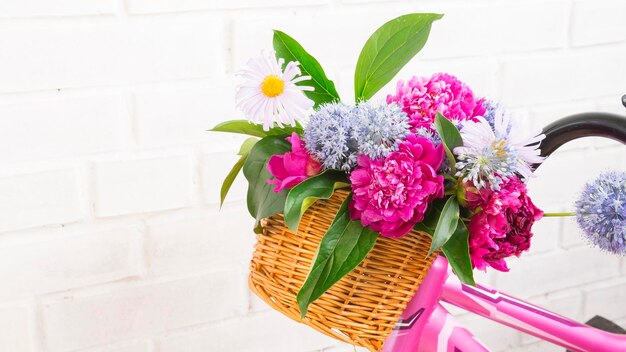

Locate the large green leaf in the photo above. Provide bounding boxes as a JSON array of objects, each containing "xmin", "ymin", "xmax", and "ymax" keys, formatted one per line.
[
  {"xmin": 441, "ymin": 220, "xmax": 475, "ymax": 286},
  {"xmin": 219, "ymin": 138, "xmax": 258, "ymax": 207},
  {"xmin": 354, "ymin": 13, "xmax": 443, "ymax": 101},
  {"xmin": 210, "ymin": 120, "xmax": 303, "ymax": 138},
  {"xmin": 434, "ymin": 113, "xmax": 463, "ymax": 174},
  {"xmin": 297, "ymin": 195, "xmax": 378, "ymax": 317},
  {"xmin": 428, "ymin": 196, "xmax": 459, "ymax": 255},
  {"xmin": 273, "ymin": 30, "xmax": 340, "ymax": 108},
  {"xmin": 242, "ymin": 135, "xmax": 291, "ymax": 232},
  {"xmin": 414, "ymin": 199, "xmax": 475, "ymax": 285},
  {"xmin": 284, "ymin": 170, "xmax": 349, "ymax": 232}
]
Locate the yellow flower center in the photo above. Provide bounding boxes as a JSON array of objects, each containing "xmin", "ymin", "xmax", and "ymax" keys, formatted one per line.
[
  {"xmin": 260, "ymin": 75, "xmax": 285, "ymax": 97},
  {"xmin": 492, "ymin": 140, "xmax": 508, "ymax": 157}
]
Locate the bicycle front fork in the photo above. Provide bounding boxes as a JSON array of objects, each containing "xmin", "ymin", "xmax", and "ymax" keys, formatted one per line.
[{"xmin": 383, "ymin": 256, "xmax": 626, "ymax": 352}]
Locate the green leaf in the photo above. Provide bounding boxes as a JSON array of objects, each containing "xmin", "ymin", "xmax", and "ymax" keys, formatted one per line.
[
  {"xmin": 428, "ymin": 196, "xmax": 460, "ymax": 255},
  {"xmin": 434, "ymin": 112, "xmax": 463, "ymax": 173},
  {"xmin": 242, "ymin": 135, "xmax": 292, "ymax": 232},
  {"xmin": 413, "ymin": 198, "xmax": 445, "ymax": 234},
  {"xmin": 441, "ymin": 220, "xmax": 475, "ymax": 286},
  {"xmin": 354, "ymin": 13, "xmax": 443, "ymax": 101},
  {"xmin": 284, "ymin": 170, "xmax": 349, "ymax": 232},
  {"xmin": 238, "ymin": 137, "xmax": 258, "ymax": 156},
  {"xmin": 434, "ymin": 112, "xmax": 463, "ymax": 150},
  {"xmin": 220, "ymin": 138, "xmax": 258, "ymax": 207},
  {"xmin": 210, "ymin": 120, "xmax": 303, "ymax": 138},
  {"xmin": 220, "ymin": 155, "xmax": 248, "ymax": 207},
  {"xmin": 297, "ymin": 194, "xmax": 378, "ymax": 317},
  {"xmin": 273, "ymin": 30, "xmax": 340, "ymax": 108}
]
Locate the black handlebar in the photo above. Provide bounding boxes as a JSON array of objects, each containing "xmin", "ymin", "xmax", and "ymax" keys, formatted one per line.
[{"xmin": 533, "ymin": 96, "xmax": 626, "ymax": 170}]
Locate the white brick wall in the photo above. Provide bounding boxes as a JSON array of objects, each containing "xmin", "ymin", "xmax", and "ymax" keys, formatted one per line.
[{"xmin": 0, "ymin": 1, "xmax": 623, "ymax": 351}]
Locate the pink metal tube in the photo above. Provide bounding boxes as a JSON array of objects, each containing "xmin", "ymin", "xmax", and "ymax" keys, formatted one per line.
[
  {"xmin": 383, "ymin": 256, "xmax": 626, "ymax": 351},
  {"xmin": 441, "ymin": 267, "xmax": 626, "ymax": 352}
]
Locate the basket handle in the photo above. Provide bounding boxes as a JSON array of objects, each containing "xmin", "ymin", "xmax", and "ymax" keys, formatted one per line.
[{"xmin": 532, "ymin": 95, "xmax": 626, "ymax": 170}]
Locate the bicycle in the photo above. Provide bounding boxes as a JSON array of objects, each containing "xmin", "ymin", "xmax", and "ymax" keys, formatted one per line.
[{"xmin": 381, "ymin": 97, "xmax": 626, "ymax": 352}]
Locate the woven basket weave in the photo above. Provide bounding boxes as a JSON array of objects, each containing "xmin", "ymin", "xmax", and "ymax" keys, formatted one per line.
[{"xmin": 249, "ymin": 189, "xmax": 436, "ymax": 351}]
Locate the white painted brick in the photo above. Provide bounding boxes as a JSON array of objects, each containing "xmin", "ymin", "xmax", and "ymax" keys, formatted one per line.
[
  {"xmin": 127, "ymin": 0, "xmax": 328, "ymax": 14},
  {"xmin": 0, "ymin": 169, "xmax": 82, "ymax": 232},
  {"xmin": 232, "ymin": 10, "xmax": 404, "ymax": 71},
  {"xmin": 80, "ymin": 340, "xmax": 150, "ymax": 352},
  {"xmin": 418, "ymin": 1, "xmax": 568, "ymax": 59},
  {"xmin": 455, "ymin": 313, "xmax": 521, "ymax": 352},
  {"xmin": 526, "ymin": 216, "xmax": 559, "ymax": 256},
  {"xmin": 500, "ymin": 48, "xmax": 626, "ymax": 106},
  {"xmin": 146, "ymin": 207, "xmax": 255, "ymax": 276},
  {"xmin": 0, "ymin": 306, "xmax": 32, "ymax": 352},
  {"xmin": 94, "ymin": 156, "xmax": 194, "ymax": 217},
  {"xmin": 135, "ymin": 83, "xmax": 238, "ymax": 148},
  {"xmin": 0, "ymin": 226, "xmax": 138, "ymax": 299},
  {"xmin": 583, "ymin": 279, "xmax": 626, "ymax": 321},
  {"xmin": 531, "ymin": 100, "xmax": 609, "ymax": 127},
  {"xmin": 495, "ymin": 246, "xmax": 620, "ymax": 298},
  {"xmin": 0, "ymin": 20, "xmax": 224, "ymax": 93},
  {"xmin": 202, "ymin": 151, "xmax": 248, "ymax": 205},
  {"xmin": 513, "ymin": 340, "xmax": 562, "ymax": 352},
  {"xmin": 0, "ymin": 0, "xmax": 115, "ymax": 18},
  {"xmin": 572, "ymin": 0, "xmax": 626, "ymax": 47},
  {"xmin": 320, "ymin": 344, "xmax": 368, "ymax": 352},
  {"xmin": 527, "ymin": 149, "xmax": 625, "ymax": 209},
  {"xmin": 0, "ymin": 96, "xmax": 124, "ymax": 163},
  {"xmin": 560, "ymin": 216, "xmax": 587, "ymax": 249},
  {"xmin": 42, "ymin": 271, "xmax": 247, "ymax": 352},
  {"xmin": 155, "ymin": 310, "xmax": 336, "ymax": 352},
  {"xmin": 233, "ymin": 1, "xmax": 567, "ymax": 72}
]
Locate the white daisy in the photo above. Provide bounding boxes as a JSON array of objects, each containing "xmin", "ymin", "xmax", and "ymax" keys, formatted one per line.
[
  {"xmin": 454, "ymin": 110, "xmax": 545, "ymax": 190},
  {"xmin": 235, "ymin": 50, "xmax": 314, "ymax": 131}
]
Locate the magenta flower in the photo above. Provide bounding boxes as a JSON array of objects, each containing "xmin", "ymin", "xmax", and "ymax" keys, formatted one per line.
[
  {"xmin": 386, "ymin": 73, "xmax": 485, "ymax": 131},
  {"xmin": 465, "ymin": 177, "xmax": 543, "ymax": 272},
  {"xmin": 267, "ymin": 133, "xmax": 322, "ymax": 193},
  {"xmin": 349, "ymin": 135, "xmax": 445, "ymax": 238}
]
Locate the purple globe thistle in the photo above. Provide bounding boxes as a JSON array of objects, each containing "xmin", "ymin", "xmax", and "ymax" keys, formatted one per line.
[
  {"xmin": 303, "ymin": 101, "xmax": 410, "ymax": 171},
  {"xmin": 575, "ymin": 171, "xmax": 626, "ymax": 255}
]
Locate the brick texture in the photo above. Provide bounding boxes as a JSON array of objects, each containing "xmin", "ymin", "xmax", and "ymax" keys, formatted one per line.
[{"xmin": 0, "ymin": 1, "xmax": 624, "ymax": 351}]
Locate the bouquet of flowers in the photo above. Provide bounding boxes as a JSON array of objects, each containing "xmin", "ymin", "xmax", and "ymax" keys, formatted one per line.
[{"xmin": 212, "ymin": 13, "xmax": 549, "ymax": 316}]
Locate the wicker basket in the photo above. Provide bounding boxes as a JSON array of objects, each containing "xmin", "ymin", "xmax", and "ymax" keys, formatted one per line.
[{"xmin": 249, "ymin": 189, "xmax": 436, "ymax": 351}]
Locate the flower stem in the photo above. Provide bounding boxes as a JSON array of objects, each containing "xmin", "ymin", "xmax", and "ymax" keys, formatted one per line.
[{"xmin": 543, "ymin": 212, "xmax": 575, "ymax": 217}]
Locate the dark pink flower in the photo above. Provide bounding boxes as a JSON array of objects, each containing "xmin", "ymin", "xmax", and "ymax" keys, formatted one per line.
[
  {"xmin": 466, "ymin": 177, "xmax": 543, "ymax": 272},
  {"xmin": 386, "ymin": 73, "xmax": 485, "ymax": 132},
  {"xmin": 349, "ymin": 135, "xmax": 445, "ymax": 238},
  {"xmin": 267, "ymin": 133, "xmax": 321, "ymax": 192}
]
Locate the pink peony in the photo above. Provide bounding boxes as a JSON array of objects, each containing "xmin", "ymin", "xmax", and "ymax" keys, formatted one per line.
[
  {"xmin": 465, "ymin": 177, "xmax": 543, "ymax": 272},
  {"xmin": 267, "ymin": 133, "xmax": 322, "ymax": 193},
  {"xmin": 386, "ymin": 73, "xmax": 485, "ymax": 132},
  {"xmin": 349, "ymin": 135, "xmax": 445, "ymax": 238}
]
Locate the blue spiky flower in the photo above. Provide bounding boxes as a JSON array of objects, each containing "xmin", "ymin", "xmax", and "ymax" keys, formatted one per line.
[
  {"xmin": 352, "ymin": 101, "xmax": 410, "ymax": 160},
  {"xmin": 303, "ymin": 101, "xmax": 410, "ymax": 171},
  {"xmin": 575, "ymin": 171, "xmax": 626, "ymax": 255},
  {"xmin": 303, "ymin": 102, "xmax": 359, "ymax": 171}
]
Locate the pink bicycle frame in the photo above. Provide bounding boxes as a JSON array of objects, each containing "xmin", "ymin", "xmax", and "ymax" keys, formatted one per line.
[{"xmin": 382, "ymin": 256, "xmax": 626, "ymax": 352}]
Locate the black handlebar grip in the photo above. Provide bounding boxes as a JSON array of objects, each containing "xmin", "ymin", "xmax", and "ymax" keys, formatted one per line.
[
  {"xmin": 539, "ymin": 112, "xmax": 626, "ymax": 159},
  {"xmin": 531, "ymin": 96, "xmax": 626, "ymax": 170}
]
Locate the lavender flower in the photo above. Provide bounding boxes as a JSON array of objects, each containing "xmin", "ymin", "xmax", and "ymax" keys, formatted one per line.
[
  {"xmin": 575, "ymin": 171, "xmax": 626, "ymax": 255},
  {"xmin": 352, "ymin": 101, "xmax": 410, "ymax": 160},
  {"xmin": 482, "ymin": 99, "xmax": 508, "ymax": 132},
  {"xmin": 303, "ymin": 101, "xmax": 410, "ymax": 171}
]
